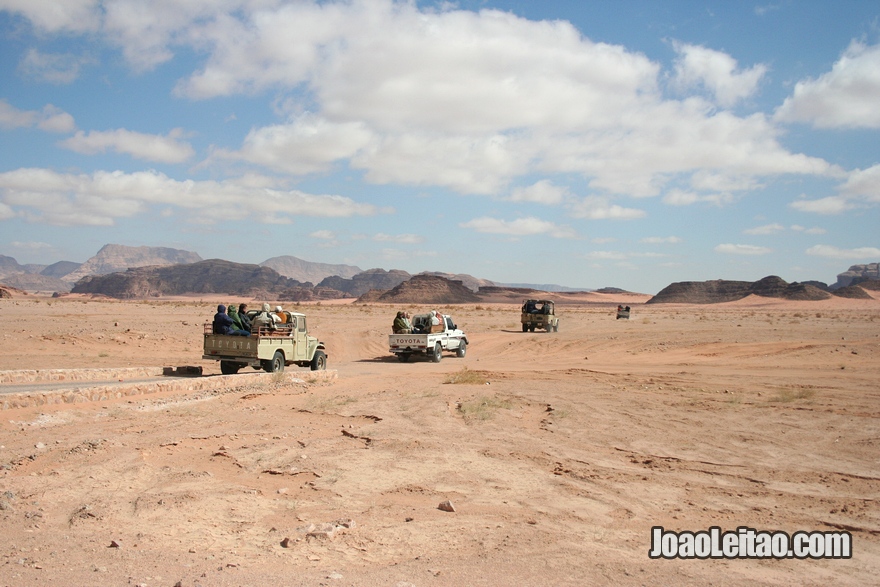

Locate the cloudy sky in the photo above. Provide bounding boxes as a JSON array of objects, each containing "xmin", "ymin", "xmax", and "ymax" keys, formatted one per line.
[{"xmin": 1, "ymin": 0, "xmax": 878, "ymax": 293}]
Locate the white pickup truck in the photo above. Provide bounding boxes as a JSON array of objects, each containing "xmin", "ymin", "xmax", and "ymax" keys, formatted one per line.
[{"xmin": 388, "ymin": 313, "xmax": 468, "ymax": 363}]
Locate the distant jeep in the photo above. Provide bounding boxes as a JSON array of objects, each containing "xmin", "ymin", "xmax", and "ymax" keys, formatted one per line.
[{"xmin": 521, "ymin": 299, "xmax": 559, "ymax": 332}]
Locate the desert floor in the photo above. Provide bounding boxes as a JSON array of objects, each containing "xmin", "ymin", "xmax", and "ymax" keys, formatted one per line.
[{"xmin": 0, "ymin": 293, "xmax": 878, "ymax": 586}]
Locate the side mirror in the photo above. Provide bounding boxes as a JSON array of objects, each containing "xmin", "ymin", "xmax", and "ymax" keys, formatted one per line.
[{"xmin": 452, "ymin": 324, "xmax": 457, "ymax": 330}]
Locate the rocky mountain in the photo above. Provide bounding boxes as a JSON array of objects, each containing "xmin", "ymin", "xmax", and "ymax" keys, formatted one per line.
[
  {"xmin": 360, "ymin": 274, "xmax": 481, "ymax": 304},
  {"xmin": 70, "ymin": 259, "xmax": 310, "ymax": 299},
  {"xmin": 647, "ymin": 275, "xmax": 848, "ymax": 304},
  {"xmin": 834, "ymin": 263, "xmax": 879, "ymax": 289},
  {"xmin": 418, "ymin": 271, "xmax": 495, "ymax": 292},
  {"xmin": 319, "ymin": 268, "xmax": 412, "ymax": 298},
  {"xmin": 0, "ymin": 254, "xmax": 25, "ymax": 278},
  {"xmin": 62, "ymin": 244, "xmax": 202, "ymax": 284},
  {"xmin": 1, "ymin": 273, "xmax": 72, "ymax": 293},
  {"xmin": 41, "ymin": 260, "xmax": 82, "ymax": 278},
  {"xmin": 260, "ymin": 255, "xmax": 362, "ymax": 283}
]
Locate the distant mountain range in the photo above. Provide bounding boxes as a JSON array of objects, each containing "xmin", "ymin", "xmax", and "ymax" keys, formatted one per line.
[{"xmin": 0, "ymin": 244, "xmax": 877, "ymax": 302}]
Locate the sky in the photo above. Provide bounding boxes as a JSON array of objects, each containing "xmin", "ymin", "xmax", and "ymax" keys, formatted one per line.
[{"xmin": 0, "ymin": 0, "xmax": 879, "ymax": 294}]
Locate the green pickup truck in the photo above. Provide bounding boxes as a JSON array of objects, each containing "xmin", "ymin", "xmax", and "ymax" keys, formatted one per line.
[{"xmin": 203, "ymin": 310, "xmax": 327, "ymax": 374}]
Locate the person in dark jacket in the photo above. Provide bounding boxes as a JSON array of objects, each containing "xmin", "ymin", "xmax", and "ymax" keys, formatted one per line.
[
  {"xmin": 238, "ymin": 303, "xmax": 252, "ymax": 332},
  {"xmin": 213, "ymin": 304, "xmax": 249, "ymax": 336}
]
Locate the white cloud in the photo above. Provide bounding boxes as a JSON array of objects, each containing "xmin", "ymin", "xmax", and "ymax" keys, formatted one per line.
[
  {"xmin": 0, "ymin": 100, "xmax": 75, "ymax": 133},
  {"xmin": 373, "ymin": 233, "xmax": 424, "ymax": 244},
  {"xmin": 219, "ymin": 113, "xmax": 374, "ymax": 175},
  {"xmin": 163, "ymin": 1, "xmax": 833, "ymax": 197},
  {"xmin": 459, "ymin": 216, "xmax": 577, "ymax": 238},
  {"xmin": 776, "ymin": 41, "xmax": 880, "ymax": 129},
  {"xmin": 806, "ymin": 245, "xmax": 880, "ymax": 260},
  {"xmin": 0, "ymin": 0, "xmax": 101, "ymax": 34},
  {"xmin": 310, "ymin": 230, "xmax": 336, "ymax": 240},
  {"xmin": 0, "ymin": 202, "xmax": 15, "ymax": 220},
  {"xmin": 509, "ymin": 180, "xmax": 569, "ymax": 205},
  {"xmin": 1, "ymin": 1, "xmax": 843, "ymax": 203},
  {"xmin": 570, "ymin": 196, "xmax": 645, "ymax": 220},
  {"xmin": 19, "ymin": 49, "xmax": 93, "ymax": 84},
  {"xmin": 0, "ymin": 168, "xmax": 378, "ymax": 226},
  {"xmin": 789, "ymin": 196, "xmax": 852, "ymax": 215},
  {"xmin": 790, "ymin": 225, "xmax": 827, "ymax": 235},
  {"xmin": 59, "ymin": 128, "xmax": 195, "ymax": 163},
  {"xmin": 838, "ymin": 164, "xmax": 880, "ymax": 203},
  {"xmin": 672, "ymin": 42, "xmax": 768, "ymax": 107},
  {"xmin": 661, "ymin": 189, "xmax": 735, "ymax": 207},
  {"xmin": 744, "ymin": 223, "xmax": 785, "ymax": 235},
  {"xmin": 640, "ymin": 236, "xmax": 681, "ymax": 244},
  {"xmin": 714, "ymin": 243, "xmax": 772, "ymax": 255}
]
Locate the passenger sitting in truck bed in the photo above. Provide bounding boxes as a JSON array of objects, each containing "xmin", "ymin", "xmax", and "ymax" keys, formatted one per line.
[
  {"xmin": 228, "ymin": 303, "xmax": 245, "ymax": 331},
  {"xmin": 429, "ymin": 310, "xmax": 444, "ymax": 333},
  {"xmin": 392, "ymin": 311, "xmax": 410, "ymax": 334},
  {"xmin": 250, "ymin": 303, "xmax": 276, "ymax": 334},
  {"xmin": 213, "ymin": 304, "xmax": 250, "ymax": 336},
  {"xmin": 272, "ymin": 305, "xmax": 287, "ymax": 324},
  {"xmin": 524, "ymin": 300, "xmax": 538, "ymax": 314},
  {"xmin": 238, "ymin": 303, "xmax": 251, "ymax": 331}
]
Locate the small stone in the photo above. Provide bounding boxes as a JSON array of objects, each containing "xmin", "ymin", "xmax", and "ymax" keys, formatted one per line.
[
  {"xmin": 405, "ymin": 517, "xmax": 414, "ymax": 522},
  {"xmin": 280, "ymin": 537, "xmax": 293, "ymax": 548},
  {"xmin": 438, "ymin": 500, "xmax": 456, "ymax": 512},
  {"xmin": 109, "ymin": 540, "xmax": 121, "ymax": 548}
]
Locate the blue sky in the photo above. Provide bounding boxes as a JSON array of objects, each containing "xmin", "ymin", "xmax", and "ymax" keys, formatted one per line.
[{"xmin": 0, "ymin": 0, "xmax": 878, "ymax": 293}]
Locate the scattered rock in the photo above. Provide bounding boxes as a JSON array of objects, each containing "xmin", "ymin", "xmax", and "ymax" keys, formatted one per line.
[
  {"xmin": 109, "ymin": 540, "xmax": 121, "ymax": 548},
  {"xmin": 438, "ymin": 500, "xmax": 456, "ymax": 512}
]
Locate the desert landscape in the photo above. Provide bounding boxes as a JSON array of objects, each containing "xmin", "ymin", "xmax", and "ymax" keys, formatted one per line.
[{"xmin": 0, "ymin": 291, "xmax": 878, "ymax": 586}]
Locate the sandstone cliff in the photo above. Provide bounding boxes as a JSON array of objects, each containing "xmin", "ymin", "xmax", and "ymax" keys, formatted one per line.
[
  {"xmin": 63, "ymin": 244, "xmax": 202, "ymax": 283},
  {"xmin": 365, "ymin": 274, "xmax": 481, "ymax": 304},
  {"xmin": 319, "ymin": 269, "xmax": 412, "ymax": 297},
  {"xmin": 648, "ymin": 276, "xmax": 833, "ymax": 304},
  {"xmin": 260, "ymin": 255, "xmax": 362, "ymax": 283},
  {"xmin": 70, "ymin": 259, "xmax": 307, "ymax": 299}
]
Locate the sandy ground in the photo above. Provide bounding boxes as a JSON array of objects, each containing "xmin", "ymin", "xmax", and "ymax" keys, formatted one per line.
[{"xmin": 0, "ymin": 292, "xmax": 878, "ymax": 586}]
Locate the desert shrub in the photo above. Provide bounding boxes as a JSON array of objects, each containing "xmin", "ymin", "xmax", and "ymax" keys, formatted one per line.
[
  {"xmin": 444, "ymin": 367, "xmax": 489, "ymax": 385},
  {"xmin": 771, "ymin": 388, "xmax": 816, "ymax": 403},
  {"xmin": 457, "ymin": 395, "xmax": 513, "ymax": 420}
]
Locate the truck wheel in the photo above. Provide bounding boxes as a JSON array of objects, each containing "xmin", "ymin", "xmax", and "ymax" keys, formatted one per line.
[
  {"xmin": 456, "ymin": 340, "xmax": 467, "ymax": 358},
  {"xmin": 310, "ymin": 350, "xmax": 326, "ymax": 371},
  {"xmin": 553, "ymin": 322, "xmax": 559, "ymax": 332},
  {"xmin": 398, "ymin": 353, "xmax": 410, "ymax": 363},
  {"xmin": 522, "ymin": 324, "xmax": 528, "ymax": 332},
  {"xmin": 431, "ymin": 343, "xmax": 442, "ymax": 363},
  {"xmin": 220, "ymin": 360, "xmax": 241, "ymax": 375},
  {"xmin": 529, "ymin": 324, "xmax": 535, "ymax": 332},
  {"xmin": 264, "ymin": 350, "xmax": 285, "ymax": 373}
]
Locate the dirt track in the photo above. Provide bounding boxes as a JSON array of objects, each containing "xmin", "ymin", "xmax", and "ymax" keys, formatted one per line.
[{"xmin": 0, "ymin": 294, "xmax": 878, "ymax": 585}]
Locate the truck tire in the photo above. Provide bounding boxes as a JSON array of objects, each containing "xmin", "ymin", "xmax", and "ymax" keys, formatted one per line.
[
  {"xmin": 529, "ymin": 324, "xmax": 536, "ymax": 332},
  {"xmin": 220, "ymin": 360, "xmax": 241, "ymax": 375},
  {"xmin": 554, "ymin": 322, "xmax": 559, "ymax": 332},
  {"xmin": 431, "ymin": 342, "xmax": 442, "ymax": 363},
  {"xmin": 310, "ymin": 350, "xmax": 327, "ymax": 371},
  {"xmin": 264, "ymin": 350, "xmax": 285, "ymax": 373},
  {"xmin": 522, "ymin": 324, "xmax": 528, "ymax": 332},
  {"xmin": 455, "ymin": 339, "xmax": 467, "ymax": 358},
  {"xmin": 398, "ymin": 353, "xmax": 410, "ymax": 362}
]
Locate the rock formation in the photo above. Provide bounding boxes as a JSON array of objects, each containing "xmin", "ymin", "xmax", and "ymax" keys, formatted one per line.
[
  {"xmin": 63, "ymin": 244, "xmax": 202, "ymax": 283},
  {"xmin": 70, "ymin": 259, "xmax": 309, "ymax": 299},
  {"xmin": 834, "ymin": 263, "xmax": 880, "ymax": 289},
  {"xmin": 260, "ymin": 255, "xmax": 362, "ymax": 283},
  {"xmin": 319, "ymin": 269, "xmax": 412, "ymax": 297},
  {"xmin": 364, "ymin": 274, "xmax": 481, "ymax": 304},
  {"xmin": 647, "ymin": 276, "xmax": 833, "ymax": 304}
]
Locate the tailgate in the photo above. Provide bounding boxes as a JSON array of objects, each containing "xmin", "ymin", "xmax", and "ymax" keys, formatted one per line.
[
  {"xmin": 203, "ymin": 334, "xmax": 259, "ymax": 359},
  {"xmin": 389, "ymin": 334, "xmax": 429, "ymax": 350}
]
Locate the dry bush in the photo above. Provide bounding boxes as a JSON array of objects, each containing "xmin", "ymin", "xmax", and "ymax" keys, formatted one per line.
[
  {"xmin": 771, "ymin": 388, "xmax": 816, "ymax": 403},
  {"xmin": 457, "ymin": 395, "xmax": 513, "ymax": 420},
  {"xmin": 444, "ymin": 367, "xmax": 490, "ymax": 385}
]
